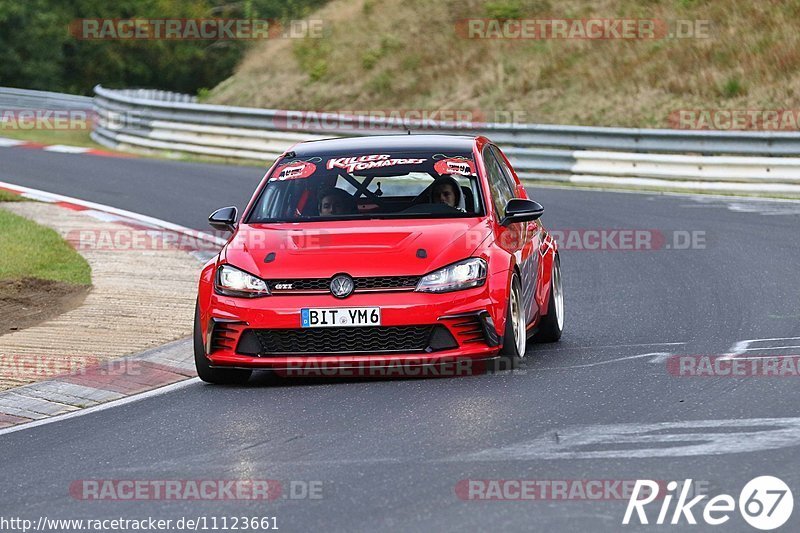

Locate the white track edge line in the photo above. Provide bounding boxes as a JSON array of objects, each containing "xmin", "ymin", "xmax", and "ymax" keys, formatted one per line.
[{"xmin": 0, "ymin": 180, "xmax": 226, "ymax": 245}]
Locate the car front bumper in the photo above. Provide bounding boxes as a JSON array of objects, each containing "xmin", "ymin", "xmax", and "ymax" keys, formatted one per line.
[{"xmin": 201, "ymin": 287, "xmax": 505, "ymax": 375}]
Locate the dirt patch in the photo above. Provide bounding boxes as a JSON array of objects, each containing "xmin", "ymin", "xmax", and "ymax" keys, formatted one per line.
[{"xmin": 0, "ymin": 278, "xmax": 91, "ymax": 336}]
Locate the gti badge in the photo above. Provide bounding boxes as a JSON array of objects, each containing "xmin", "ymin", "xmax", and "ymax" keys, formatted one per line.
[{"xmin": 330, "ymin": 274, "xmax": 355, "ymax": 298}]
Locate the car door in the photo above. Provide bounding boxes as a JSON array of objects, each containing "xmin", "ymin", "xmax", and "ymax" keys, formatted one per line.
[{"xmin": 488, "ymin": 144, "xmax": 542, "ymax": 326}]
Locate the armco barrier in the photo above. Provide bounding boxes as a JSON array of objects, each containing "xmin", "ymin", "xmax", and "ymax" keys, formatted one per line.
[
  {"xmin": 89, "ymin": 85, "xmax": 800, "ymax": 195},
  {"xmin": 0, "ymin": 87, "xmax": 92, "ymax": 111},
  {"xmin": 8, "ymin": 85, "xmax": 800, "ymax": 195}
]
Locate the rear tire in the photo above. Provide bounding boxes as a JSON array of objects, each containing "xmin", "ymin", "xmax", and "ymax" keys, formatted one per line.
[
  {"xmin": 194, "ymin": 303, "xmax": 252, "ymax": 385},
  {"xmin": 534, "ymin": 253, "xmax": 564, "ymax": 343},
  {"xmin": 494, "ymin": 273, "xmax": 526, "ymax": 371}
]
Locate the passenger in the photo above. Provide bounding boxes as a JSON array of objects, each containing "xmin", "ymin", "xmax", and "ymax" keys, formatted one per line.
[
  {"xmin": 318, "ymin": 187, "xmax": 358, "ymax": 215},
  {"xmin": 430, "ymin": 176, "xmax": 462, "ymax": 209}
]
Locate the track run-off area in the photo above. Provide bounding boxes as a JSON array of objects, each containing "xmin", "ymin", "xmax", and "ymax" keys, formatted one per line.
[{"xmin": 1, "ymin": 145, "xmax": 799, "ymax": 532}]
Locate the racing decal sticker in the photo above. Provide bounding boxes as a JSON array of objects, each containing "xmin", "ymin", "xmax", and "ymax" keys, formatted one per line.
[
  {"xmin": 326, "ymin": 154, "xmax": 427, "ymax": 173},
  {"xmin": 433, "ymin": 156, "xmax": 476, "ymax": 176},
  {"xmin": 272, "ymin": 160, "xmax": 317, "ymax": 180}
]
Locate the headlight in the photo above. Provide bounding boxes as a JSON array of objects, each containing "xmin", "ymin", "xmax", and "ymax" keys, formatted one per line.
[
  {"xmin": 215, "ymin": 264, "xmax": 270, "ymax": 297},
  {"xmin": 416, "ymin": 258, "xmax": 487, "ymax": 293}
]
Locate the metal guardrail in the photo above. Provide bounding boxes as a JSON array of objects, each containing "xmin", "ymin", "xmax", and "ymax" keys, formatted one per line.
[
  {"xmin": 97, "ymin": 88, "xmax": 197, "ymax": 104},
  {"xmin": 0, "ymin": 87, "xmax": 92, "ymax": 111},
  {"xmin": 4, "ymin": 85, "xmax": 800, "ymax": 194},
  {"xmin": 92, "ymin": 84, "xmax": 800, "ymax": 152},
  {"xmin": 4, "ymin": 84, "xmax": 792, "ymax": 195}
]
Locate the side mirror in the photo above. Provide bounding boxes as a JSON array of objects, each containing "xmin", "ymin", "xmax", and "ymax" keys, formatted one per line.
[
  {"xmin": 500, "ymin": 199, "xmax": 544, "ymax": 226},
  {"xmin": 208, "ymin": 206, "xmax": 238, "ymax": 232}
]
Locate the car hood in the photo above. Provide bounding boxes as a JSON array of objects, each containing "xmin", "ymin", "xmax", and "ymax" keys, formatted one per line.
[{"xmin": 222, "ymin": 218, "xmax": 493, "ymax": 278}]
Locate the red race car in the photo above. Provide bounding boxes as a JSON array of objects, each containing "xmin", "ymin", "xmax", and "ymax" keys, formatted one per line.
[{"xmin": 194, "ymin": 134, "xmax": 563, "ymax": 383}]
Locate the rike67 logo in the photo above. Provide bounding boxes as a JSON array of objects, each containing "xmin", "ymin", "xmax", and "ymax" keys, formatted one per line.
[{"xmin": 623, "ymin": 476, "xmax": 794, "ymax": 530}]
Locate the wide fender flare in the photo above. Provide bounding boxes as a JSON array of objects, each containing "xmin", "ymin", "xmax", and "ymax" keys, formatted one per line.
[
  {"xmin": 535, "ymin": 231, "xmax": 558, "ymax": 316},
  {"xmin": 483, "ymin": 245, "xmax": 518, "ymax": 335},
  {"xmin": 197, "ymin": 259, "xmax": 217, "ymax": 333}
]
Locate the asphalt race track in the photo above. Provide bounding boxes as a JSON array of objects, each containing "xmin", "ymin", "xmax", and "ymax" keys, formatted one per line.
[{"xmin": 2, "ymin": 146, "xmax": 799, "ymax": 532}]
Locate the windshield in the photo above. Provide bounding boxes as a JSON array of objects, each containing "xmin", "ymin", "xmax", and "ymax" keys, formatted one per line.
[{"xmin": 246, "ymin": 150, "xmax": 484, "ymax": 223}]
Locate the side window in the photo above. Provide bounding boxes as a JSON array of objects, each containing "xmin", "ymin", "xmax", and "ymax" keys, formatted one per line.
[
  {"xmin": 491, "ymin": 145, "xmax": 519, "ymax": 194},
  {"xmin": 482, "ymin": 145, "xmax": 516, "ymax": 217}
]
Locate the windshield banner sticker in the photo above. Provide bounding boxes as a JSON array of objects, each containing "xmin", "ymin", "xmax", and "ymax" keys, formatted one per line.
[{"xmin": 326, "ymin": 154, "xmax": 427, "ymax": 173}]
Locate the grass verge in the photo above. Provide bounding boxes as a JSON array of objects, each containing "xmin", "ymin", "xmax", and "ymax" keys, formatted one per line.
[
  {"xmin": 0, "ymin": 190, "xmax": 27, "ymax": 202},
  {"xmin": 0, "ymin": 208, "xmax": 91, "ymax": 285},
  {"xmin": 0, "ymin": 128, "xmax": 96, "ymax": 148}
]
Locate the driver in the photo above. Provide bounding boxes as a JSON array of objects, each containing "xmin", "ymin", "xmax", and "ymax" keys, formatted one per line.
[
  {"xmin": 430, "ymin": 176, "xmax": 462, "ymax": 209},
  {"xmin": 318, "ymin": 187, "xmax": 358, "ymax": 216}
]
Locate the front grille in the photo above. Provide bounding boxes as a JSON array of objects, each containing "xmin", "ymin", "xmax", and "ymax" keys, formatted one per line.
[
  {"xmin": 239, "ymin": 326, "xmax": 436, "ymax": 355},
  {"xmin": 267, "ymin": 276, "xmax": 420, "ymax": 294},
  {"xmin": 356, "ymin": 276, "xmax": 420, "ymax": 290},
  {"xmin": 268, "ymin": 278, "xmax": 328, "ymax": 291}
]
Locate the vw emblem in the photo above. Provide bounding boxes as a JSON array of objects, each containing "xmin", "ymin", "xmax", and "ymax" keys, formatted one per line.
[{"xmin": 330, "ymin": 274, "xmax": 355, "ymax": 298}]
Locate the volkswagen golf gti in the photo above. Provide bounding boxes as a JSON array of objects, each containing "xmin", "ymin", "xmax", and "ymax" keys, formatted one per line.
[{"xmin": 194, "ymin": 134, "xmax": 563, "ymax": 383}]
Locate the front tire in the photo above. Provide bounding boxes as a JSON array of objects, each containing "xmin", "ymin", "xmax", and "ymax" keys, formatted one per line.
[
  {"xmin": 534, "ymin": 253, "xmax": 564, "ymax": 343},
  {"xmin": 194, "ymin": 303, "xmax": 252, "ymax": 385}
]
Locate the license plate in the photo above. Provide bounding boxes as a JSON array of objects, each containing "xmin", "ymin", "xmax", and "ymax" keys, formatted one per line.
[{"xmin": 301, "ymin": 307, "xmax": 381, "ymax": 328}]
